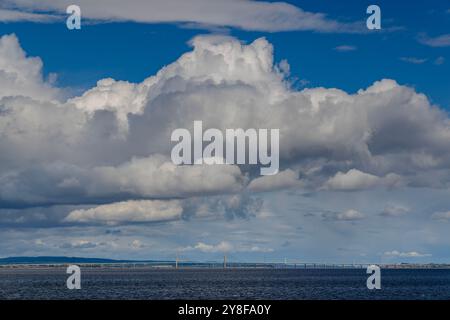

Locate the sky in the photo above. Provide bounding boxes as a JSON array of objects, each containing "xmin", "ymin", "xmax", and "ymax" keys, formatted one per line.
[{"xmin": 0, "ymin": 0, "xmax": 449, "ymax": 264}]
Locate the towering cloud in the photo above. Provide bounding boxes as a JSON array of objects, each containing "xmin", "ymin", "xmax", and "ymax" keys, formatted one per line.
[
  {"xmin": 0, "ymin": 34, "xmax": 59, "ymax": 101},
  {"xmin": 1, "ymin": 33, "xmax": 450, "ymax": 225}
]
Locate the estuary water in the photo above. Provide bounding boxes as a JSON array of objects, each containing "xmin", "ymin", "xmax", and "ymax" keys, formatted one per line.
[{"xmin": 0, "ymin": 267, "xmax": 449, "ymax": 300}]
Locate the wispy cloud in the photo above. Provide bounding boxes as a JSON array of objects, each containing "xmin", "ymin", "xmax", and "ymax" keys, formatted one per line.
[
  {"xmin": 181, "ymin": 241, "xmax": 273, "ymax": 253},
  {"xmin": 334, "ymin": 45, "xmax": 357, "ymax": 52},
  {"xmin": 323, "ymin": 169, "xmax": 402, "ymax": 191},
  {"xmin": 432, "ymin": 211, "xmax": 450, "ymax": 221},
  {"xmin": 59, "ymin": 240, "xmax": 100, "ymax": 249},
  {"xmin": 399, "ymin": 57, "xmax": 428, "ymax": 64},
  {"xmin": 380, "ymin": 205, "xmax": 410, "ymax": 217},
  {"xmin": 322, "ymin": 209, "xmax": 365, "ymax": 221},
  {"xmin": 383, "ymin": 250, "xmax": 431, "ymax": 258},
  {"xmin": 418, "ymin": 33, "xmax": 450, "ymax": 47},
  {"xmin": 0, "ymin": 8, "xmax": 58, "ymax": 22}
]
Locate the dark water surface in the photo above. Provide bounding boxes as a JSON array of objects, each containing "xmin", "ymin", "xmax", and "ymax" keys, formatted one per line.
[{"xmin": 0, "ymin": 267, "xmax": 449, "ymax": 300}]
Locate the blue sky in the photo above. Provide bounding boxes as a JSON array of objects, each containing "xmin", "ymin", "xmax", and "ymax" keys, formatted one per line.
[
  {"xmin": 1, "ymin": 0, "xmax": 449, "ymax": 105},
  {"xmin": 0, "ymin": 0, "xmax": 450, "ymax": 263}
]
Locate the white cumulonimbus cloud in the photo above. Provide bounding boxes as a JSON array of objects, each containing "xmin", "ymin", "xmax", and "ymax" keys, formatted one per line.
[{"xmin": 1, "ymin": 33, "xmax": 450, "ymax": 224}]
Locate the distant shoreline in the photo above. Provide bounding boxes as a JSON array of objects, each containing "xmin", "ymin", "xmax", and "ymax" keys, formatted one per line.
[
  {"xmin": 1, "ymin": 263, "xmax": 450, "ymax": 270},
  {"xmin": 1, "ymin": 256, "xmax": 450, "ymax": 269}
]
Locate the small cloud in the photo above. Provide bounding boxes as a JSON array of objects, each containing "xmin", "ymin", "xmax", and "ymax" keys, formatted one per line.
[
  {"xmin": 380, "ymin": 204, "xmax": 410, "ymax": 217},
  {"xmin": 323, "ymin": 169, "xmax": 402, "ymax": 191},
  {"xmin": 182, "ymin": 241, "xmax": 233, "ymax": 253},
  {"xmin": 245, "ymin": 246, "xmax": 274, "ymax": 253},
  {"xmin": 130, "ymin": 239, "xmax": 145, "ymax": 249},
  {"xmin": 383, "ymin": 250, "xmax": 431, "ymax": 258},
  {"xmin": 323, "ymin": 209, "xmax": 365, "ymax": 221},
  {"xmin": 334, "ymin": 45, "xmax": 357, "ymax": 52},
  {"xmin": 59, "ymin": 240, "xmax": 99, "ymax": 249},
  {"xmin": 418, "ymin": 33, "xmax": 450, "ymax": 47},
  {"xmin": 432, "ymin": 211, "xmax": 450, "ymax": 221},
  {"xmin": 181, "ymin": 241, "xmax": 273, "ymax": 253},
  {"xmin": 434, "ymin": 56, "xmax": 445, "ymax": 65},
  {"xmin": 34, "ymin": 239, "xmax": 46, "ymax": 246},
  {"xmin": 399, "ymin": 57, "xmax": 427, "ymax": 64},
  {"xmin": 247, "ymin": 169, "xmax": 301, "ymax": 192}
]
